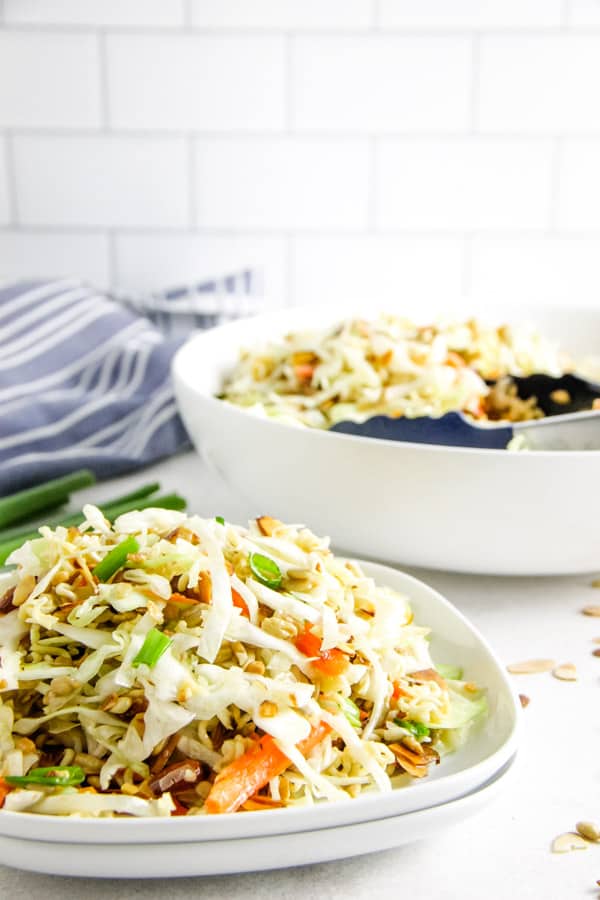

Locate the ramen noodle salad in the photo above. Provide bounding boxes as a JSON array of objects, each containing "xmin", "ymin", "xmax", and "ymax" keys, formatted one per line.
[
  {"xmin": 0, "ymin": 507, "xmax": 486, "ymax": 818},
  {"xmin": 221, "ymin": 314, "xmax": 587, "ymax": 428}
]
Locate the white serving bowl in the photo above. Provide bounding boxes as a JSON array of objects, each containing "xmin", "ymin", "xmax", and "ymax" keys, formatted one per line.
[
  {"xmin": 0, "ymin": 562, "xmax": 518, "ymax": 877},
  {"xmin": 172, "ymin": 303, "xmax": 600, "ymax": 575}
]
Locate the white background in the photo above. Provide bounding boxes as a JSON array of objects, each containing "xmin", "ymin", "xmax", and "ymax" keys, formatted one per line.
[{"xmin": 2, "ymin": 1, "xmax": 600, "ymax": 308}]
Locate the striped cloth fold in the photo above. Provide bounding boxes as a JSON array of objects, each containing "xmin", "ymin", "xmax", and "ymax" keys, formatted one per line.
[{"xmin": 0, "ymin": 272, "xmax": 258, "ymax": 494}]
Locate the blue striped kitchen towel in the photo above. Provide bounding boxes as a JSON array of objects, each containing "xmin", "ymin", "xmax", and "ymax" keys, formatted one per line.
[{"xmin": 0, "ymin": 272, "xmax": 258, "ymax": 494}]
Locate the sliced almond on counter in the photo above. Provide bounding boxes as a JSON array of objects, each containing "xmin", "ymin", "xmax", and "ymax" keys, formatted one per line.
[
  {"xmin": 593, "ymin": 649, "xmax": 600, "ymax": 658},
  {"xmin": 552, "ymin": 663, "xmax": 578, "ymax": 681},
  {"xmin": 552, "ymin": 832, "xmax": 589, "ymax": 853},
  {"xmin": 576, "ymin": 821, "xmax": 600, "ymax": 842},
  {"xmin": 518, "ymin": 694, "xmax": 530, "ymax": 708},
  {"xmin": 506, "ymin": 659, "xmax": 556, "ymax": 675},
  {"xmin": 582, "ymin": 605, "xmax": 600, "ymax": 617}
]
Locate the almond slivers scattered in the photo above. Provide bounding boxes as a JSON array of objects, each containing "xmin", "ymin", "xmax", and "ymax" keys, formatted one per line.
[
  {"xmin": 552, "ymin": 663, "xmax": 578, "ymax": 681},
  {"xmin": 506, "ymin": 659, "xmax": 556, "ymax": 675},
  {"xmin": 576, "ymin": 821, "xmax": 600, "ymax": 842},
  {"xmin": 582, "ymin": 605, "xmax": 600, "ymax": 617},
  {"xmin": 552, "ymin": 832, "xmax": 589, "ymax": 853}
]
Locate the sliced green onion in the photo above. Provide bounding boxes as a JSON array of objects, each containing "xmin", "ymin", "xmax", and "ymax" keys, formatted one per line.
[
  {"xmin": 436, "ymin": 664, "xmax": 463, "ymax": 681},
  {"xmin": 0, "ymin": 469, "xmax": 95, "ymax": 530},
  {"xmin": 92, "ymin": 536, "xmax": 140, "ymax": 583},
  {"xmin": 132, "ymin": 628, "xmax": 172, "ymax": 669},
  {"xmin": 339, "ymin": 696, "xmax": 361, "ymax": 730},
  {"xmin": 0, "ymin": 493, "xmax": 186, "ymax": 566},
  {"xmin": 5, "ymin": 765, "xmax": 85, "ymax": 787},
  {"xmin": 215, "ymin": 516, "xmax": 225, "ymax": 525},
  {"xmin": 394, "ymin": 718, "xmax": 430, "ymax": 740},
  {"xmin": 249, "ymin": 552, "xmax": 282, "ymax": 589}
]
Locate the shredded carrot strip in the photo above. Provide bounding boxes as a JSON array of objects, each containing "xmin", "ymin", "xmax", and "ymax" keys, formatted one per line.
[
  {"xmin": 204, "ymin": 721, "xmax": 331, "ymax": 815},
  {"xmin": 295, "ymin": 625, "xmax": 348, "ymax": 677},
  {"xmin": 231, "ymin": 588, "xmax": 250, "ymax": 618},
  {"xmin": 0, "ymin": 778, "xmax": 12, "ymax": 808}
]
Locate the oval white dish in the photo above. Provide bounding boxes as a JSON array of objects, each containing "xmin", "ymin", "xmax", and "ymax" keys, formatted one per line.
[
  {"xmin": 172, "ymin": 303, "xmax": 600, "ymax": 574},
  {"xmin": 0, "ymin": 562, "xmax": 518, "ymax": 868},
  {"xmin": 0, "ymin": 758, "xmax": 515, "ymax": 878}
]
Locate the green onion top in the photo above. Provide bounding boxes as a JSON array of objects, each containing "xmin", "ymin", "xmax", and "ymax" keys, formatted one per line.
[
  {"xmin": 92, "ymin": 535, "xmax": 140, "ymax": 582},
  {"xmin": 249, "ymin": 552, "xmax": 282, "ymax": 589},
  {"xmin": 339, "ymin": 696, "xmax": 361, "ymax": 730},
  {"xmin": 215, "ymin": 516, "xmax": 225, "ymax": 525},
  {"xmin": 5, "ymin": 765, "xmax": 85, "ymax": 787},
  {"xmin": 394, "ymin": 718, "xmax": 430, "ymax": 740},
  {"xmin": 132, "ymin": 628, "xmax": 173, "ymax": 669}
]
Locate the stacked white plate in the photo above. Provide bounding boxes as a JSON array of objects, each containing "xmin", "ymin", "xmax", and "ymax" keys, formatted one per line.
[{"xmin": 0, "ymin": 564, "xmax": 519, "ymax": 879}]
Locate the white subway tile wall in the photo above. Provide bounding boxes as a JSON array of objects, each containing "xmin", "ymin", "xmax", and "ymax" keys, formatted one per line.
[
  {"xmin": 107, "ymin": 35, "xmax": 286, "ymax": 132},
  {"xmin": 378, "ymin": 1, "xmax": 564, "ymax": 29},
  {"xmin": 13, "ymin": 136, "xmax": 189, "ymax": 227},
  {"xmin": 0, "ymin": 2, "xmax": 599, "ymax": 309},
  {"xmin": 194, "ymin": 138, "xmax": 370, "ymax": 229},
  {"xmin": 292, "ymin": 37, "xmax": 472, "ymax": 133},
  {"xmin": 0, "ymin": 32, "xmax": 101, "ymax": 128},
  {"xmin": 375, "ymin": 139, "xmax": 553, "ymax": 231}
]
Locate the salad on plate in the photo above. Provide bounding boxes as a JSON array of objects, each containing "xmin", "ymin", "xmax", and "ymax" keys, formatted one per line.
[{"xmin": 0, "ymin": 507, "xmax": 486, "ymax": 818}]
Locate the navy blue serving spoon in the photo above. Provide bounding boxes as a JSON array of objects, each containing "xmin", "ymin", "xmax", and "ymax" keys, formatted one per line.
[{"xmin": 330, "ymin": 374, "xmax": 600, "ymax": 451}]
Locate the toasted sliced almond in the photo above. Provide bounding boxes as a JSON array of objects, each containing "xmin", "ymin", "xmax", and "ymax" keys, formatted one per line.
[
  {"xmin": 593, "ymin": 637, "xmax": 600, "ymax": 644},
  {"xmin": 506, "ymin": 659, "xmax": 556, "ymax": 675},
  {"xmin": 593, "ymin": 649, "xmax": 600, "ymax": 658},
  {"xmin": 408, "ymin": 668, "xmax": 447, "ymax": 688},
  {"xmin": 256, "ymin": 515, "xmax": 281, "ymax": 537},
  {"xmin": 576, "ymin": 821, "xmax": 600, "ymax": 842},
  {"xmin": 389, "ymin": 743, "xmax": 429, "ymax": 778},
  {"xmin": 582, "ymin": 605, "xmax": 600, "ymax": 617},
  {"xmin": 519, "ymin": 694, "xmax": 530, "ymax": 709},
  {"xmin": 552, "ymin": 663, "xmax": 578, "ymax": 681},
  {"xmin": 552, "ymin": 832, "xmax": 589, "ymax": 853},
  {"xmin": 591, "ymin": 578, "xmax": 600, "ymax": 588}
]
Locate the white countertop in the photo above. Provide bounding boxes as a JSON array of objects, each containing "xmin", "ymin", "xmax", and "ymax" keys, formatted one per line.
[{"xmin": 2, "ymin": 451, "xmax": 599, "ymax": 899}]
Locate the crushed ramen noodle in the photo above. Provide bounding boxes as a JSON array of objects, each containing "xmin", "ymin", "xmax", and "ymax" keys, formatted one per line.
[
  {"xmin": 221, "ymin": 314, "xmax": 575, "ymax": 428},
  {"xmin": 0, "ymin": 508, "xmax": 486, "ymax": 817}
]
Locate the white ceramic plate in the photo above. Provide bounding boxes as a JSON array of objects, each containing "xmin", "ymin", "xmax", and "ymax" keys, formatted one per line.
[
  {"xmin": 0, "ymin": 564, "xmax": 518, "ymax": 866},
  {"xmin": 0, "ymin": 757, "xmax": 515, "ymax": 878},
  {"xmin": 172, "ymin": 303, "xmax": 600, "ymax": 574}
]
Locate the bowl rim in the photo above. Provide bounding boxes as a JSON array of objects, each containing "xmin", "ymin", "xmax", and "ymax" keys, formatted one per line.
[{"xmin": 172, "ymin": 303, "xmax": 600, "ymax": 459}]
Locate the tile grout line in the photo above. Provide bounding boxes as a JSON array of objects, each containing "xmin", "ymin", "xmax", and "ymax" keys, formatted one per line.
[
  {"xmin": 367, "ymin": 137, "xmax": 377, "ymax": 231},
  {"xmin": 107, "ymin": 230, "xmax": 117, "ymax": 288},
  {"xmin": 187, "ymin": 136, "xmax": 197, "ymax": 229},
  {"xmin": 5, "ymin": 223, "xmax": 600, "ymax": 239},
  {"xmin": 548, "ymin": 137, "xmax": 564, "ymax": 233},
  {"xmin": 97, "ymin": 31, "xmax": 110, "ymax": 130},
  {"xmin": 469, "ymin": 34, "xmax": 480, "ymax": 134},
  {"xmin": 3, "ymin": 132, "xmax": 18, "ymax": 226},
  {"xmin": 284, "ymin": 34, "xmax": 293, "ymax": 133},
  {"xmin": 285, "ymin": 234, "xmax": 295, "ymax": 306},
  {"xmin": 0, "ymin": 23, "xmax": 591, "ymax": 36},
  {"xmin": 462, "ymin": 234, "xmax": 473, "ymax": 296},
  {"xmin": 6, "ymin": 127, "xmax": 586, "ymax": 141}
]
